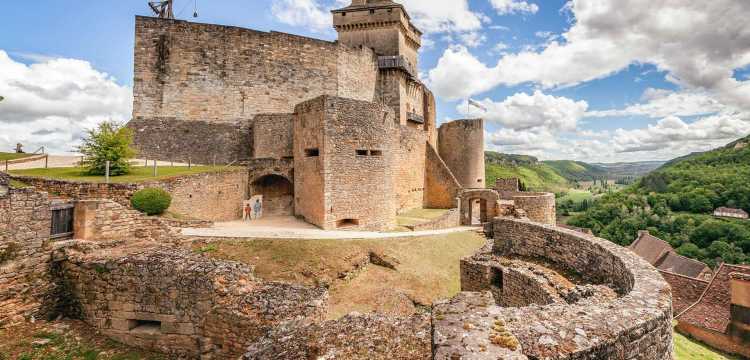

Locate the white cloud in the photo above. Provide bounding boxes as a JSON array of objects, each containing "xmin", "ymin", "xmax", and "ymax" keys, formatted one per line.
[
  {"xmin": 612, "ymin": 113, "xmax": 750, "ymax": 154},
  {"xmin": 459, "ymin": 32, "xmax": 487, "ymax": 48},
  {"xmin": 271, "ymin": 0, "xmax": 335, "ymax": 33},
  {"xmin": 271, "ymin": 0, "xmax": 484, "ymax": 34},
  {"xmin": 460, "ymin": 91, "xmax": 588, "ymax": 132},
  {"xmin": 0, "ymin": 50, "xmax": 132, "ymax": 154},
  {"xmin": 586, "ymin": 88, "xmax": 728, "ymax": 119},
  {"xmin": 427, "ymin": 0, "xmax": 750, "ymax": 109},
  {"xmin": 489, "ymin": 0, "xmax": 539, "ymax": 15}
]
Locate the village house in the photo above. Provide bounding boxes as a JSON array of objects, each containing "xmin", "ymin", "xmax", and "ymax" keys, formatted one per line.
[{"xmin": 714, "ymin": 207, "xmax": 749, "ymax": 220}]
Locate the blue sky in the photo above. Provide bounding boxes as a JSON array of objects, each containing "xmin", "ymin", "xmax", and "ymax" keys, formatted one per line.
[{"xmin": 1, "ymin": 0, "xmax": 749, "ymax": 162}]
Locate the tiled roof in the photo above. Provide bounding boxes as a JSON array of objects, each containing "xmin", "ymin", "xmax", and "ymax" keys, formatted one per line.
[
  {"xmin": 629, "ymin": 231, "xmax": 674, "ymax": 265},
  {"xmin": 677, "ymin": 264, "xmax": 750, "ymax": 333},
  {"xmin": 659, "ymin": 270, "xmax": 709, "ymax": 315},
  {"xmin": 655, "ymin": 251, "xmax": 712, "ymax": 280}
]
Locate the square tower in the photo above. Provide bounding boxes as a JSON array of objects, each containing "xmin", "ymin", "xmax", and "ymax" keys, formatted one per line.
[
  {"xmin": 293, "ymin": 96, "xmax": 397, "ymax": 231},
  {"xmin": 332, "ymin": 0, "xmax": 422, "ymax": 70}
]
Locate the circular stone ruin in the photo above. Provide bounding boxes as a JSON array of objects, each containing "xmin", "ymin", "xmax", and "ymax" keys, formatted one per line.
[{"xmin": 433, "ymin": 217, "xmax": 673, "ymax": 359}]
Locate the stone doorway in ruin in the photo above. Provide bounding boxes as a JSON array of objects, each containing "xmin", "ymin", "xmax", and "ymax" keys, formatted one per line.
[
  {"xmin": 249, "ymin": 175, "xmax": 294, "ymax": 217},
  {"xmin": 469, "ymin": 198, "xmax": 488, "ymax": 225}
]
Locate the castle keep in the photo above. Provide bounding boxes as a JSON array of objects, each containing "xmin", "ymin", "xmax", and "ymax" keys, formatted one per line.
[{"xmin": 128, "ymin": 0, "xmax": 484, "ymax": 230}]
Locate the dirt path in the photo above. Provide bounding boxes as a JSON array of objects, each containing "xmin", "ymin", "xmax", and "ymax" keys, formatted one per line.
[{"xmin": 183, "ymin": 217, "xmax": 479, "ymax": 240}]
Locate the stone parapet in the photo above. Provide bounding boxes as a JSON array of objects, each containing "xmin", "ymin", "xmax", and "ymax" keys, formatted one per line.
[{"xmin": 435, "ymin": 217, "xmax": 673, "ymax": 359}]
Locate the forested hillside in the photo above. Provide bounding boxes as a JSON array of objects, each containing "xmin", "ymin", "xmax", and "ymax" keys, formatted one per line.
[
  {"xmin": 485, "ymin": 152, "xmax": 638, "ymax": 191},
  {"xmin": 569, "ymin": 136, "xmax": 750, "ymax": 267},
  {"xmin": 485, "ymin": 152, "xmax": 568, "ymax": 191},
  {"xmin": 542, "ymin": 160, "xmax": 608, "ymax": 181}
]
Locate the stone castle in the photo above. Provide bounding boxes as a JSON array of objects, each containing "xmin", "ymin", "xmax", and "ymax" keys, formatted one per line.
[{"xmin": 127, "ymin": 0, "xmax": 485, "ymax": 230}]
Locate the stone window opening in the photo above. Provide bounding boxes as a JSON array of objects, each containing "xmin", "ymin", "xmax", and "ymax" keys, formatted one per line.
[
  {"xmin": 371, "ymin": 150, "xmax": 383, "ymax": 156},
  {"xmin": 356, "ymin": 149, "xmax": 368, "ymax": 156},
  {"xmin": 370, "ymin": 9, "xmax": 375, "ymax": 14},
  {"xmin": 337, "ymin": 218, "xmax": 360, "ymax": 228},
  {"xmin": 128, "ymin": 319, "xmax": 162, "ymax": 335},
  {"xmin": 305, "ymin": 148, "xmax": 320, "ymax": 157},
  {"xmin": 490, "ymin": 267, "xmax": 503, "ymax": 288}
]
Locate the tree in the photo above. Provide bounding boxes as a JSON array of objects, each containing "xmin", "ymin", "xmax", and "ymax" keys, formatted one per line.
[{"xmin": 78, "ymin": 121, "xmax": 136, "ymax": 176}]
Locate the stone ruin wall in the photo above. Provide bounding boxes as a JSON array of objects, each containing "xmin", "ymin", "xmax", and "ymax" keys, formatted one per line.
[
  {"xmin": 494, "ymin": 178, "xmax": 520, "ymax": 192},
  {"xmin": 73, "ymin": 199, "xmax": 177, "ymax": 242},
  {"xmin": 511, "ymin": 192, "xmax": 556, "ymax": 225},
  {"xmin": 438, "ymin": 119, "xmax": 485, "ymax": 189},
  {"xmin": 61, "ymin": 248, "xmax": 328, "ymax": 359},
  {"xmin": 435, "ymin": 217, "xmax": 674, "ymax": 359},
  {"xmin": 0, "ymin": 183, "xmax": 55, "ymax": 327},
  {"xmin": 12, "ymin": 169, "xmax": 248, "ymax": 222},
  {"xmin": 423, "ymin": 144, "xmax": 462, "ymax": 209}
]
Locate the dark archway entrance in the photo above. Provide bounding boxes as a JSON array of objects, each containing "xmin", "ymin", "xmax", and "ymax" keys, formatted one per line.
[{"xmin": 250, "ymin": 175, "xmax": 294, "ymax": 216}]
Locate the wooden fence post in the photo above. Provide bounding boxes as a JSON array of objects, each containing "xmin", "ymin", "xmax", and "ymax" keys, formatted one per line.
[
  {"xmin": 153, "ymin": 161, "xmax": 158, "ymax": 177},
  {"xmin": 105, "ymin": 161, "xmax": 110, "ymax": 184}
]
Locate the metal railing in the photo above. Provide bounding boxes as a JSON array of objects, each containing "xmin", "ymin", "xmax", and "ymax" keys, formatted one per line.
[{"xmin": 378, "ymin": 55, "xmax": 417, "ymax": 78}]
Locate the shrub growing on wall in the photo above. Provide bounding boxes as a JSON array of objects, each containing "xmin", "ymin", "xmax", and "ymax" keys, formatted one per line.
[
  {"xmin": 78, "ymin": 121, "xmax": 136, "ymax": 176},
  {"xmin": 131, "ymin": 188, "xmax": 172, "ymax": 215}
]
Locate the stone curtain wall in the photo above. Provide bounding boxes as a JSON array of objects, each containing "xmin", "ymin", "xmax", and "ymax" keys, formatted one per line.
[
  {"xmin": 128, "ymin": 118, "xmax": 252, "ymax": 165},
  {"xmin": 438, "ymin": 119, "xmax": 485, "ymax": 189},
  {"xmin": 13, "ymin": 170, "xmax": 248, "ymax": 222},
  {"xmin": 424, "ymin": 144, "xmax": 461, "ymax": 209},
  {"xmin": 252, "ymin": 114, "xmax": 294, "ymax": 159},
  {"xmin": 0, "ymin": 187, "xmax": 54, "ymax": 327},
  {"xmin": 62, "ymin": 248, "xmax": 327, "ymax": 358},
  {"xmin": 133, "ymin": 17, "xmax": 378, "ymax": 123},
  {"xmin": 153, "ymin": 169, "xmax": 248, "ymax": 221},
  {"xmin": 73, "ymin": 200, "xmax": 175, "ymax": 242}
]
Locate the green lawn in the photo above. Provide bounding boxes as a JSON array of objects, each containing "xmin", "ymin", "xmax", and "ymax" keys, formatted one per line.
[
  {"xmin": 9, "ymin": 166, "xmax": 236, "ymax": 183},
  {"xmin": 559, "ymin": 189, "xmax": 593, "ymax": 203},
  {"xmin": 0, "ymin": 152, "xmax": 33, "ymax": 161},
  {"xmin": 674, "ymin": 329, "xmax": 740, "ymax": 359}
]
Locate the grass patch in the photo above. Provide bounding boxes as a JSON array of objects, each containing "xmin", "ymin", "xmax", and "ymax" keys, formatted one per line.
[
  {"xmin": 674, "ymin": 328, "xmax": 740, "ymax": 359},
  {"xmin": 0, "ymin": 152, "xmax": 32, "ymax": 161},
  {"xmin": 9, "ymin": 166, "xmax": 237, "ymax": 184},
  {"xmin": 396, "ymin": 208, "xmax": 450, "ymax": 226},
  {"xmin": 559, "ymin": 189, "xmax": 593, "ymax": 204},
  {"xmin": 0, "ymin": 321, "xmax": 164, "ymax": 360},
  {"xmin": 9, "ymin": 179, "xmax": 29, "ymax": 188},
  {"xmin": 194, "ymin": 231, "xmax": 487, "ymax": 319}
]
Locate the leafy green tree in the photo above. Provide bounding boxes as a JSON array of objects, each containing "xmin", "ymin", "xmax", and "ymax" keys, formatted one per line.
[
  {"xmin": 676, "ymin": 243, "xmax": 704, "ymax": 260},
  {"xmin": 78, "ymin": 121, "xmax": 136, "ymax": 176}
]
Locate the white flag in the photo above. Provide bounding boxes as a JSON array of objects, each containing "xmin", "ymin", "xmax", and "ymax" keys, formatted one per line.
[{"xmin": 468, "ymin": 99, "xmax": 487, "ymax": 112}]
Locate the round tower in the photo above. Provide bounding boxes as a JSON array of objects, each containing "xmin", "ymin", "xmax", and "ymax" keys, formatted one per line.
[{"xmin": 438, "ymin": 119, "xmax": 485, "ymax": 189}]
